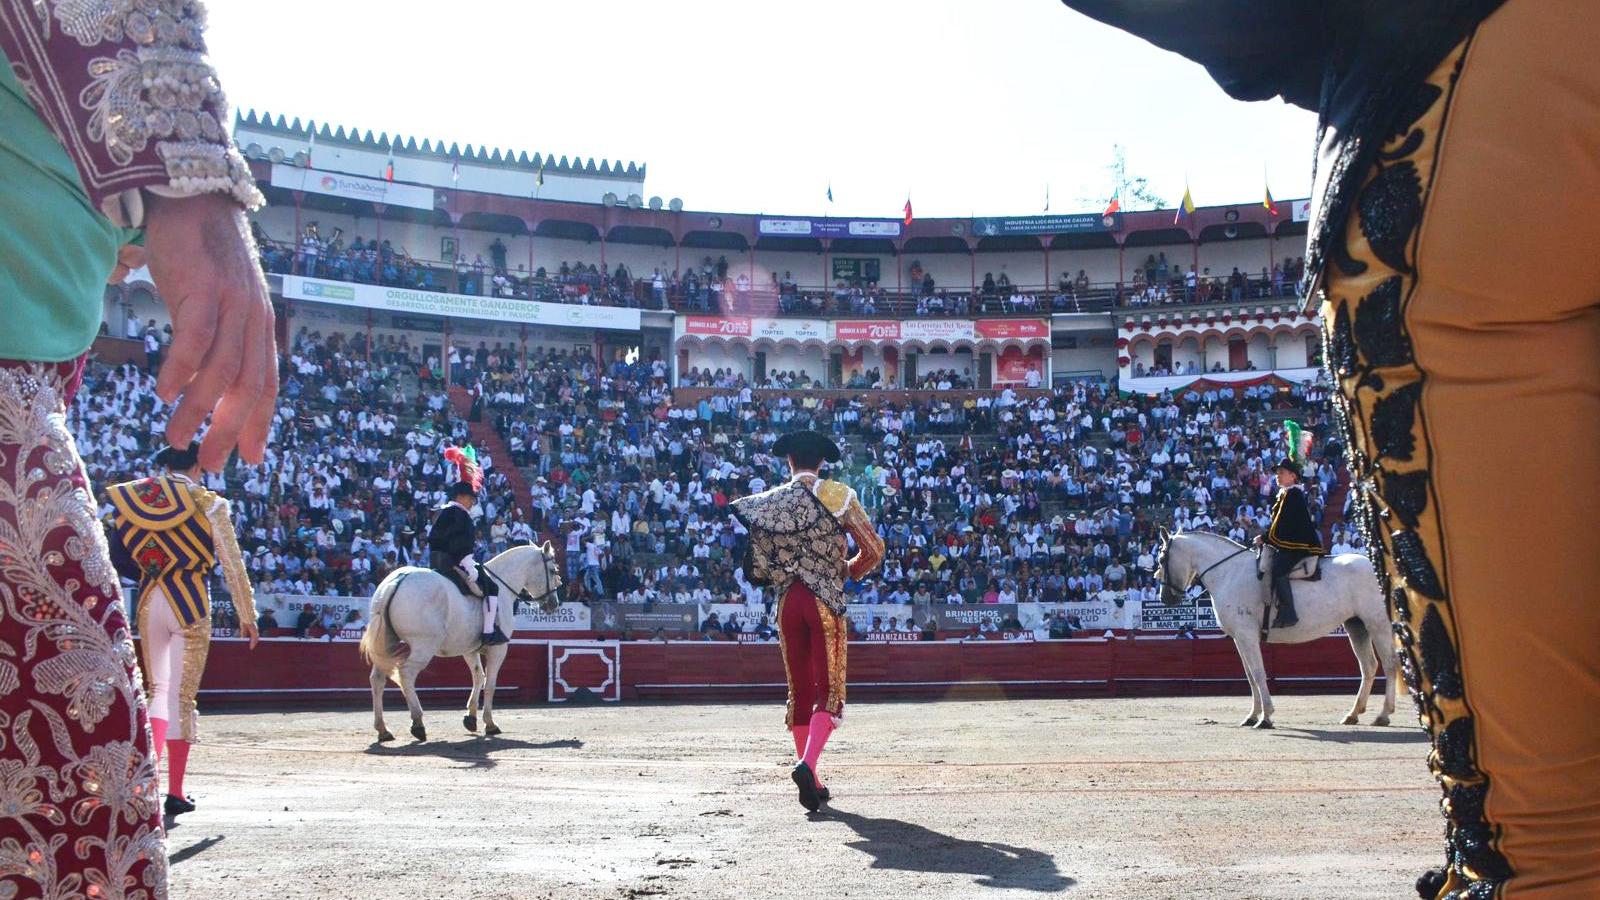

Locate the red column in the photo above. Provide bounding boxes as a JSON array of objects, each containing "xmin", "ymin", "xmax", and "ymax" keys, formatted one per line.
[
  {"xmin": 443, "ymin": 318, "xmax": 452, "ymax": 388},
  {"xmin": 365, "ymin": 309, "xmax": 373, "ymax": 364},
  {"xmin": 820, "ymin": 239, "xmax": 829, "ymax": 294},
  {"xmin": 1043, "ymin": 239, "xmax": 1051, "ymax": 293},
  {"xmin": 519, "ymin": 324, "xmax": 528, "ymax": 370}
]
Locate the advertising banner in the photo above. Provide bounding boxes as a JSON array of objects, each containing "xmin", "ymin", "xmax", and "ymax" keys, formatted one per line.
[
  {"xmin": 833, "ymin": 320, "xmax": 901, "ymax": 342},
  {"xmin": 994, "ymin": 347, "xmax": 1046, "ymax": 385},
  {"xmin": 758, "ymin": 218, "xmax": 903, "ymax": 238},
  {"xmin": 750, "ymin": 317, "xmax": 828, "ymax": 343},
  {"xmin": 975, "ymin": 318, "xmax": 1050, "ymax": 340},
  {"xmin": 270, "ymin": 164, "xmax": 436, "ymax": 211},
  {"xmin": 899, "ymin": 319, "xmax": 977, "ymax": 344},
  {"xmin": 590, "ymin": 602, "xmax": 698, "ymax": 633},
  {"xmin": 1017, "ymin": 600, "xmax": 1138, "ymax": 633},
  {"xmin": 845, "ymin": 603, "xmax": 914, "ymax": 634},
  {"xmin": 513, "ymin": 600, "xmax": 592, "ymax": 631},
  {"xmin": 935, "ymin": 604, "xmax": 1017, "ymax": 631},
  {"xmin": 699, "ymin": 602, "xmax": 769, "ymax": 633},
  {"xmin": 1137, "ymin": 601, "xmax": 1219, "ymax": 631},
  {"xmin": 1291, "ymin": 199, "xmax": 1312, "ymax": 222},
  {"xmin": 282, "ymin": 276, "xmax": 643, "ymax": 332},
  {"xmin": 681, "ymin": 315, "xmax": 752, "ymax": 338},
  {"xmin": 971, "ymin": 213, "xmax": 1118, "ymax": 236}
]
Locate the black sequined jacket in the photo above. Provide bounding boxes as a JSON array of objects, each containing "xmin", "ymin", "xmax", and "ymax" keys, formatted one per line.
[{"xmin": 1057, "ymin": 0, "xmax": 1508, "ymax": 297}]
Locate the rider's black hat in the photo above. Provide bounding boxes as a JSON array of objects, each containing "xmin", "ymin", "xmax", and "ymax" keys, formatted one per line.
[
  {"xmin": 772, "ymin": 430, "xmax": 841, "ymax": 467},
  {"xmin": 152, "ymin": 441, "xmax": 200, "ymax": 470},
  {"xmin": 449, "ymin": 479, "xmax": 478, "ymax": 499},
  {"xmin": 1272, "ymin": 457, "xmax": 1302, "ymax": 479}
]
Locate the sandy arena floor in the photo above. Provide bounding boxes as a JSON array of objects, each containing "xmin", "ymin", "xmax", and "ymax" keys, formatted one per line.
[{"xmin": 167, "ymin": 695, "xmax": 1439, "ymax": 899}]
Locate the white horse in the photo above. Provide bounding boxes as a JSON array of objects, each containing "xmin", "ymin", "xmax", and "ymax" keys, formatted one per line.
[
  {"xmin": 1154, "ymin": 530, "xmax": 1396, "ymax": 730},
  {"xmin": 360, "ymin": 543, "xmax": 562, "ymax": 742}
]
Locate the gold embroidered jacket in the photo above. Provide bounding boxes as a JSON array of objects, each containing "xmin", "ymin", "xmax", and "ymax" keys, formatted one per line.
[
  {"xmin": 0, "ymin": 0, "xmax": 263, "ymax": 223},
  {"xmin": 732, "ymin": 475, "xmax": 885, "ymax": 615},
  {"xmin": 107, "ymin": 474, "xmax": 256, "ymax": 627}
]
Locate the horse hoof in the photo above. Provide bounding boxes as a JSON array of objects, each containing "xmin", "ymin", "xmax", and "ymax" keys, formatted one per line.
[
  {"xmin": 1239, "ymin": 716, "xmax": 1258, "ymax": 728},
  {"xmin": 1254, "ymin": 719, "xmax": 1275, "ymax": 730},
  {"xmin": 411, "ymin": 724, "xmax": 427, "ymax": 742},
  {"xmin": 377, "ymin": 731, "xmax": 395, "ymax": 743},
  {"xmin": 463, "ymin": 715, "xmax": 478, "ymax": 732},
  {"xmin": 1372, "ymin": 715, "xmax": 1391, "ymax": 727},
  {"xmin": 1341, "ymin": 714, "xmax": 1360, "ymax": 726},
  {"xmin": 485, "ymin": 724, "xmax": 502, "ymax": 737}
]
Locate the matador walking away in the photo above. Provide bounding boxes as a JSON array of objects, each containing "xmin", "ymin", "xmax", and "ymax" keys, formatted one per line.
[{"xmin": 732, "ymin": 430, "xmax": 884, "ymax": 812}]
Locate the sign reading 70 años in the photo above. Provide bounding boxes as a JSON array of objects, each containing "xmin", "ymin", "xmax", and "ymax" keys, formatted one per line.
[{"xmin": 280, "ymin": 276, "xmax": 644, "ymax": 332}]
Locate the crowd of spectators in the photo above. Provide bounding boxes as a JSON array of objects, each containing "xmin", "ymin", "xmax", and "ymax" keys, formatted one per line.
[
  {"xmin": 1122, "ymin": 253, "xmax": 1306, "ymax": 307},
  {"xmin": 74, "ymin": 319, "xmax": 1357, "ymax": 632}
]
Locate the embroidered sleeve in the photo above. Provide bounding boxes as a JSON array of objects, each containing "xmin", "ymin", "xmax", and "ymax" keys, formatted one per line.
[
  {"xmin": 0, "ymin": 0, "xmax": 264, "ymax": 224},
  {"xmin": 205, "ymin": 495, "xmax": 256, "ymax": 625},
  {"xmin": 841, "ymin": 496, "xmax": 885, "ymax": 581},
  {"xmin": 814, "ymin": 479, "xmax": 856, "ymax": 518}
]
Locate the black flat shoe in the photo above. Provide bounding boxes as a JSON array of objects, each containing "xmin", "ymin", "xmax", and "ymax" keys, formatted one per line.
[
  {"xmin": 163, "ymin": 794, "xmax": 196, "ymax": 817},
  {"xmin": 791, "ymin": 763, "xmax": 820, "ymax": 812},
  {"xmin": 818, "ymin": 786, "xmax": 831, "ymax": 805}
]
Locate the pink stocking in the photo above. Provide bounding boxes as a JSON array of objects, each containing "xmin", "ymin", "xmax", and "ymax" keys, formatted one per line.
[
  {"xmin": 149, "ymin": 718, "xmax": 168, "ymax": 762},
  {"xmin": 801, "ymin": 710, "xmax": 835, "ymax": 776},
  {"xmin": 166, "ymin": 739, "xmax": 190, "ymax": 799}
]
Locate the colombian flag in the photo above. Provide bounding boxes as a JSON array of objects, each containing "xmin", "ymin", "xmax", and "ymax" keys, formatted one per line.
[
  {"xmin": 1173, "ymin": 185, "xmax": 1195, "ymax": 225},
  {"xmin": 903, "ymin": 198, "xmax": 914, "ymax": 227},
  {"xmin": 1263, "ymin": 183, "xmax": 1279, "ymax": 216}
]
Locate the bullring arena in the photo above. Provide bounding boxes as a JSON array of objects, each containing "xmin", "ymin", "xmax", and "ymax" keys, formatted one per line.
[{"xmin": 160, "ymin": 638, "xmax": 1430, "ymax": 899}]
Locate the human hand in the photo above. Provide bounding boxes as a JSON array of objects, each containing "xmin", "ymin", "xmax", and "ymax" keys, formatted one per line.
[
  {"xmin": 242, "ymin": 620, "xmax": 261, "ymax": 650},
  {"xmin": 143, "ymin": 193, "xmax": 277, "ymax": 470},
  {"xmin": 108, "ymin": 245, "xmax": 146, "ymax": 284}
]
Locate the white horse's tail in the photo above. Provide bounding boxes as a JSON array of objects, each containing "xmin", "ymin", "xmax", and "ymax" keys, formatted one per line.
[{"xmin": 360, "ymin": 574, "xmax": 411, "ymax": 680}]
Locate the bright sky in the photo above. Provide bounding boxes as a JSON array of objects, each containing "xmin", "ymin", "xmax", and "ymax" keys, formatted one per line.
[{"xmin": 207, "ymin": 0, "xmax": 1317, "ymax": 219}]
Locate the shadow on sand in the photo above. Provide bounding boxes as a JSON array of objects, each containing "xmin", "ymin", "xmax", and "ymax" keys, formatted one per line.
[
  {"xmin": 820, "ymin": 808, "xmax": 1075, "ymax": 892},
  {"xmin": 167, "ymin": 834, "xmax": 225, "ymax": 864},
  {"xmin": 363, "ymin": 735, "xmax": 583, "ymax": 770},
  {"xmin": 1270, "ymin": 726, "xmax": 1429, "ymax": 746}
]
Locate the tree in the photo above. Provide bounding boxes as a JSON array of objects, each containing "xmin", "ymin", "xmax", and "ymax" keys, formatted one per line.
[{"xmin": 1091, "ymin": 144, "xmax": 1166, "ymax": 211}]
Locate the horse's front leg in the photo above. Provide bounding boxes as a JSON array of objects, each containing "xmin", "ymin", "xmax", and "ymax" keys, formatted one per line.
[
  {"xmin": 1232, "ymin": 634, "xmax": 1268, "ymax": 728},
  {"xmin": 463, "ymin": 653, "xmax": 485, "ymax": 733},
  {"xmin": 481, "ymin": 643, "xmax": 510, "ymax": 736}
]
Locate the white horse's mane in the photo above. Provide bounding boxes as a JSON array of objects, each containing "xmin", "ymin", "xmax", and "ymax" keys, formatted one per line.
[{"xmin": 1169, "ymin": 529, "xmax": 1247, "ymax": 550}]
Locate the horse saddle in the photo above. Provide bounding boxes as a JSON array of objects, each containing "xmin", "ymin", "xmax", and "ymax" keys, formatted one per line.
[{"xmin": 1287, "ymin": 556, "xmax": 1322, "ymax": 581}]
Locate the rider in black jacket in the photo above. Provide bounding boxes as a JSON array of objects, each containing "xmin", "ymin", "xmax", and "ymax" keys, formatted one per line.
[{"xmin": 1256, "ymin": 458, "xmax": 1323, "ymax": 628}]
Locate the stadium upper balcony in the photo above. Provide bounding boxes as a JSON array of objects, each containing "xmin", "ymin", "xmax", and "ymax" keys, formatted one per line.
[{"xmin": 237, "ymin": 113, "xmax": 1312, "ymax": 322}]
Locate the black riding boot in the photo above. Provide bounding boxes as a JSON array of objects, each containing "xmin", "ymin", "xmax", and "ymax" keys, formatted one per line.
[
  {"xmin": 1272, "ymin": 575, "xmax": 1299, "ymax": 628},
  {"xmin": 477, "ymin": 566, "xmax": 508, "ymax": 645}
]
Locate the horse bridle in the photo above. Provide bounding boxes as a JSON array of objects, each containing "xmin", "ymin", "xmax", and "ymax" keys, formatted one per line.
[
  {"xmin": 482, "ymin": 546, "xmax": 563, "ymax": 611},
  {"xmin": 1155, "ymin": 538, "xmax": 1252, "ymax": 605}
]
